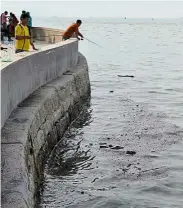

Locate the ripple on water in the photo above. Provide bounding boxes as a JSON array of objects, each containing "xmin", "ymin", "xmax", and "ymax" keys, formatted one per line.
[
  {"xmin": 39, "ymin": 98, "xmax": 183, "ymax": 208},
  {"xmin": 39, "ymin": 20, "xmax": 183, "ymax": 208}
]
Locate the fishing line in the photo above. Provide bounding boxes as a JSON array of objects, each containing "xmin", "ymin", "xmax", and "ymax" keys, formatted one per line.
[
  {"xmin": 33, "ymin": 34, "xmax": 105, "ymax": 48},
  {"xmin": 84, "ymin": 37, "xmax": 124, "ymax": 56},
  {"xmin": 84, "ymin": 37, "xmax": 134, "ymax": 78},
  {"xmin": 32, "ymin": 34, "xmax": 124, "ymax": 56},
  {"xmin": 84, "ymin": 37, "xmax": 105, "ymax": 49}
]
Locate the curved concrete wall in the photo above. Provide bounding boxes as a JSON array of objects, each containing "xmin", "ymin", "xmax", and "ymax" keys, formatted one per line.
[
  {"xmin": 1, "ymin": 27, "xmax": 90, "ymax": 208},
  {"xmin": 1, "ymin": 39, "xmax": 78, "ymax": 128},
  {"xmin": 1, "ymin": 53, "xmax": 90, "ymax": 208},
  {"xmin": 32, "ymin": 27, "xmax": 64, "ymax": 43}
]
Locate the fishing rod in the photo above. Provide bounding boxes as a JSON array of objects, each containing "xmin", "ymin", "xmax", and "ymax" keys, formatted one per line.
[
  {"xmin": 84, "ymin": 37, "xmax": 105, "ymax": 49},
  {"xmin": 32, "ymin": 34, "xmax": 105, "ymax": 48},
  {"xmin": 32, "ymin": 34, "xmax": 122, "ymax": 55},
  {"xmin": 84, "ymin": 37, "xmax": 124, "ymax": 56}
]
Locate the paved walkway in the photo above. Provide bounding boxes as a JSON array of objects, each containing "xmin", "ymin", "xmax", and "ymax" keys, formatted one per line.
[{"xmin": 1, "ymin": 40, "xmax": 55, "ymax": 69}]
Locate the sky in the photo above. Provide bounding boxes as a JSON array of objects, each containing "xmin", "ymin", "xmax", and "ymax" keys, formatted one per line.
[{"xmin": 1, "ymin": 1, "xmax": 183, "ymax": 18}]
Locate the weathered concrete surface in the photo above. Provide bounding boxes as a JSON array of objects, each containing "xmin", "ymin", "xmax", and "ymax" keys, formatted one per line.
[
  {"xmin": 32, "ymin": 27, "xmax": 64, "ymax": 43},
  {"xmin": 1, "ymin": 53, "xmax": 90, "ymax": 208},
  {"xmin": 1, "ymin": 39, "xmax": 78, "ymax": 128}
]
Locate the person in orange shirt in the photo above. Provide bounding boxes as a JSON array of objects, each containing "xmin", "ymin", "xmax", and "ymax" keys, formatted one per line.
[{"xmin": 62, "ymin": 19, "xmax": 83, "ymax": 41}]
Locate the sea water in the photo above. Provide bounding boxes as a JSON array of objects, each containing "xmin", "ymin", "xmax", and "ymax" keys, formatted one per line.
[{"xmin": 35, "ymin": 18, "xmax": 183, "ymax": 208}]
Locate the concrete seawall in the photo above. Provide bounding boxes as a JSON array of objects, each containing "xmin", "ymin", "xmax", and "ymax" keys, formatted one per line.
[
  {"xmin": 1, "ymin": 28, "xmax": 90, "ymax": 208},
  {"xmin": 1, "ymin": 38, "xmax": 78, "ymax": 129},
  {"xmin": 31, "ymin": 27, "xmax": 64, "ymax": 43}
]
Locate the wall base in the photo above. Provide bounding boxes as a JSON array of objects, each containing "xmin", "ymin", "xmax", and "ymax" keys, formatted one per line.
[{"xmin": 1, "ymin": 53, "xmax": 90, "ymax": 208}]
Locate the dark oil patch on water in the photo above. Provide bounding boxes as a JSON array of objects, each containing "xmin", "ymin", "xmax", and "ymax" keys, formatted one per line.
[{"xmin": 39, "ymin": 99, "xmax": 183, "ymax": 208}]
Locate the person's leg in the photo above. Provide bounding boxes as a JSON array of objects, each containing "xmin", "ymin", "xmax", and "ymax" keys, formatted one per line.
[
  {"xmin": 7, "ymin": 24, "xmax": 10, "ymax": 32},
  {"xmin": 1, "ymin": 25, "xmax": 5, "ymax": 41},
  {"xmin": 12, "ymin": 25, "xmax": 15, "ymax": 37},
  {"xmin": 8, "ymin": 24, "xmax": 15, "ymax": 37},
  {"xmin": 28, "ymin": 26, "xmax": 34, "ymax": 43},
  {"xmin": 8, "ymin": 34, "xmax": 13, "ymax": 41},
  {"xmin": 2, "ymin": 23, "xmax": 7, "ymax": 30},
  {"xmin": 5, "ymin": 24, "xmax": 13, "ymax": 41},
  {"xmin": 3, "ymin": 29, "xmax": 10, "ymax": 40},
  {"xmin": 2, "ymin": 23, "xmax": 8, "ymax": 37}
]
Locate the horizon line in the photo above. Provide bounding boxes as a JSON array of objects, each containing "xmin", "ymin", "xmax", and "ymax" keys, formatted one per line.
[{"xmin": 33, "ymin": 16, "xmax": 183, "ymax": 19}]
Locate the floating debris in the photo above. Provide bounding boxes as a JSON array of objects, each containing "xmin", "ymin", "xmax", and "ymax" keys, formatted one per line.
[
  {"xmin": 122, "ymin": 168, "xmax": 128, "ymax": 173},
  {"xmin": 91, "ymin": 177, "xmax": 99, "ymax": 183},
  {"xmin": 118, "ymin": 75, "xmax": 134, "ymax": 78},
  {"xmin": 99, "ymin": 142, "xmax": 107, "ymax": 145},
  {"xmin": 97, "ymin": 188, "xmax": 106, "ymax": 191},
  {"xmin": 126, "ymin": 150, "xmax": 136, "ymax": 155},
  {"xmin": 100, "ymin": 145, "xmax": 108, "ymax": 149},
  {"xmin": 111, "ymin": 145, "xmax": 124, "ymax": 150}
]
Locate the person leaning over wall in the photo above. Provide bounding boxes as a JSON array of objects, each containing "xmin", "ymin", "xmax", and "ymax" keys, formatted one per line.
[
  {"xmin": 62, "ymin": 19, "xmax": 84, "ymax": 41},
  {"xmin": 15, "ymin": 13, "xmax": 37, "ymax": 53}
]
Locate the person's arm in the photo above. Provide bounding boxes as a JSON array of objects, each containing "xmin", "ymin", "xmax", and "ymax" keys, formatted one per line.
[
  {"xmin": 15, "ymin": 36, "xmax": 31, "ymax": 40},
  {"xmin": 75, "ymin": 34, "xmax": 80, "ymax": 40},
  {"xmin": 15, "ymin": 25, "xmax": 31, "ymax": 40},
  {"xmin": 78, "ymin": 31, "xmax": 83, "ymax": 38},
  {"xmin": 75, "ymin": 27, "xmax": 84, "ymax": 40}
]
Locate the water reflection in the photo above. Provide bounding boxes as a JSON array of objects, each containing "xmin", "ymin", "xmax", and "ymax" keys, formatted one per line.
[{"xmin": 46, "ymin": 101, "xmax": 93, "ymax": 177}]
